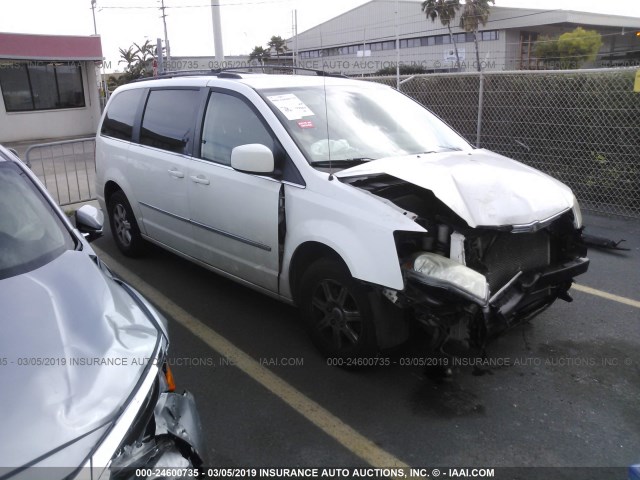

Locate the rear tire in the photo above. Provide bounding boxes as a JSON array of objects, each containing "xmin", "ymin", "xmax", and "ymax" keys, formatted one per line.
[
  {"xmin": 299, "ymin": 258, "xmax": 377, "ymax": 360},
  {"xmin": 107, "ymin": 190, "xmax": 145, "ymax": 257}
]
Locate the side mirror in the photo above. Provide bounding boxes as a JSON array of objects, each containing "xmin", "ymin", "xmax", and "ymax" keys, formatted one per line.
[
  {"xmin": 75, "ymin": 205, "xmax": 104, "ymax": 242},
  {"xmin": 231, "ymin": 144, "xmax": 274, "ymax": 174}
]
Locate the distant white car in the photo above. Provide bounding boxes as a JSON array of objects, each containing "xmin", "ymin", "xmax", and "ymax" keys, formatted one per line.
[{"xmin": 95, "ymin": 70, "xmax": 589, "ymax": 360}]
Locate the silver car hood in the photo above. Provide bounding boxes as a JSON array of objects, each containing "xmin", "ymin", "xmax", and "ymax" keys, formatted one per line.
[
  {"xmin": 0, "ymin": 250, "xmax": 160, "ymax": 469},
  {"xmin": 336, "ymin": 149, "xmax": 575, "ymax": 227}
]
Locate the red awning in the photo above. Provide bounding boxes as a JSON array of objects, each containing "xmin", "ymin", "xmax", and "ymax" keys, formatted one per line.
[{"xmin": 0, "ymin": 32, "xmax": 102, "ymax": 61}]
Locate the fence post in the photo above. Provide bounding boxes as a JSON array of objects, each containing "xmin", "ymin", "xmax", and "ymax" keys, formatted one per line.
[{"xmin": 476, "ymin": 72, "xmax": 485, "ymax": 148}]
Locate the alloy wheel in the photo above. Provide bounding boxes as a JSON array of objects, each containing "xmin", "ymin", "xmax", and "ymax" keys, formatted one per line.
[{"xmin": 311, "ymin": 279, "xmax": 363, "ymax": 349}]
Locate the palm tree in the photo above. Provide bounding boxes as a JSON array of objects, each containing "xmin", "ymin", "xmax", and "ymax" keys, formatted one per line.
[
  {"xmin": 118, "ymin": 47, "xmax": 136, "ymax": 73},
  {"xmin": 267, "ymin": 35, "xmax": 288, "ymax": 59},
  {"xmin": 249, "ymin": 46, "xmax": 270, "ymax": 66},
  {"xmin": 133, "ymin": 40, "xmax": 155, "ymax": 64},
  {"xmin": 422, "ymin": 0, "xmax": 461, "ymax": 69},
  {"xmin": 459, "ymin": 0, "xmax": 494, "ymax": 72},
  {"xmin": 117, "ymin": 41, "xmax": 154, "ymax": 84}
]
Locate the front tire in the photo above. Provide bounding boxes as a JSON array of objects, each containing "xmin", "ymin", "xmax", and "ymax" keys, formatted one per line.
[
  {"xmin": 299, "ymin": 258, "xmax": 377, "ymax": 360},
  {"xmin": 107, "ymin": 190, "xmax": 145, "ymax": 257}
]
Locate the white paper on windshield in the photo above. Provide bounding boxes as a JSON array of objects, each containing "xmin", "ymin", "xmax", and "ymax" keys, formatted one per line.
[{"xmin": 267, "ymin": 94, "xmax": 314, "ymax": 121}]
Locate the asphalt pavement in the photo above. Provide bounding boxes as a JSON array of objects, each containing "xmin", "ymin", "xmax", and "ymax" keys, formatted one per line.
[{"xmin": 90, "ymin": 210, "xmax": 640, "ymax": 476}]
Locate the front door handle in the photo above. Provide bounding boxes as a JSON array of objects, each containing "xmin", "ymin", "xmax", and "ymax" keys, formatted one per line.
[
  {"xmin": 168, "ymin": 168, "xmax": 184, "ymax": 178},
  {"xmin": 190, "ymin": 175, "xmax": 210, "ymax": 185}
]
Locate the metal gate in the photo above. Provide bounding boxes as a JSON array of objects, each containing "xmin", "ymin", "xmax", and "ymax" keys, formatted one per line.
[{"xmin": 25, "ymin": 138, "xmax": 96, "ymax": 207}]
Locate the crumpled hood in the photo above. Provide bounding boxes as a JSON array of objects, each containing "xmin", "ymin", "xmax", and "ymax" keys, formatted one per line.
[
  {"xmin": 336, "ymin": 149, "xmax": 576, "ymax": 227},
  {"xmin": 0, "ymin": 250, "xmax": 160, "ymax": 469}
]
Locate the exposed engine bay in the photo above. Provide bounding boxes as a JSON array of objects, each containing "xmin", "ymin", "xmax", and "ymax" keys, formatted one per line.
[{"xmin": 343, "ymin": 174, "xmax": 589, "ymax": 356}]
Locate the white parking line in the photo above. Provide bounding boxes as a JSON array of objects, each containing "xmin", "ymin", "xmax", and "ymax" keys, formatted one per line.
[
  {"xmin": 94, "ymin": 247, "xmax": 411, "ymax": 471},
  {"xmin": 573, "ymin": 283, "xmax": 640, "ymax": 310}
]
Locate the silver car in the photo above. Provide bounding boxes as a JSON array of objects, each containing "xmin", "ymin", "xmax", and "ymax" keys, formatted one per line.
[{"xmin": 0, "ymin": 145, "xmax": 206, "ymax": 478}]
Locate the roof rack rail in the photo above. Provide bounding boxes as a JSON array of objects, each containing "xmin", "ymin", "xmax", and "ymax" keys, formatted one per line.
[
  {"xmin": 132, "ymin": 65, "xmax": 348, "ymax": 82},
  {"xmin": 132, "ymin": 69, "xmax": 242, "ymax": 82},
  {"xmin": 217, "ymin": 65, "xmax": 348, "ymax": 78}
]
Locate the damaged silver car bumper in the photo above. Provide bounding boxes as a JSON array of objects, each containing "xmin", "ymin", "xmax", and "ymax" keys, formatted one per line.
[{"xmin": 107, "ymin": 390, "xmax": 207, "ymax": 479}]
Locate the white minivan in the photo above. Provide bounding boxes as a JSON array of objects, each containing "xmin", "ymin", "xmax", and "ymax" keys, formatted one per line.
[{"xmin": 96, "ymin": 70, "xmax": 589, "ymax": 360}]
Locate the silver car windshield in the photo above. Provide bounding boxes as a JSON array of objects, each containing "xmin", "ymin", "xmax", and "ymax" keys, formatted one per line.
[
  {"xmin": 0, "ymin": 162, "xmax": 76, "ymax": 280},
  {"xmin": 261, "ymin": 84, "xmax": 472, "ymax": 166}
]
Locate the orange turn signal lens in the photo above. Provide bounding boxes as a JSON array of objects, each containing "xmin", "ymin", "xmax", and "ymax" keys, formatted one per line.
[{"xmin": 164, "ymin": 363, "xmax": 176, "ymax": 392}]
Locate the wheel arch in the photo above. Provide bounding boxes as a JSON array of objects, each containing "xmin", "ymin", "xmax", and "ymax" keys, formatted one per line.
[
  {"xmin": 104, "ymin": 180, "xmax": 123, "ymax": 205},
  {"xmin": 289, "ymin": 240, "xmax": 411, "ymax": 351},
  {"xmin": 288, "ymin": 241, "xmax": 348, "ymax": 304}
]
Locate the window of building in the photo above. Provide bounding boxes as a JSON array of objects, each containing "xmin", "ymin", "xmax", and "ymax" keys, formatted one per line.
[
  {"xmin": 402, "ymin": 38, "xmax": 423, "ymax": 48},
  {"xmin": 453, "ymin": 33, "xmax": 466, "ymax": 43},
  {"xmin": 0, "ymin": 61, "xmax": 85, "ymax": 112},
  {"xmin": 381, "ymin": 41, "xmax": 396, "ymax": 50},
  {"xmin": 201, "ymin": 92, "xmax": 275, "ymax": 166},
  {"xmin": 140, "ymin": 89, "xmax": 200, "ymax": 154},
  {"xmin": 481, "ymin": 30, "xmax": 499, "ymax": 41},
  {"xmin": 101, "ymin": 89, "xmax": 145, "ymax": 141}
]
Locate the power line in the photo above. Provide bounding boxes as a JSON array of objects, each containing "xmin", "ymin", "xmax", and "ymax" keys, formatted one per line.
[{"xmin": 99, "ymin": 0, "xmax": 294, "ymax": 9}]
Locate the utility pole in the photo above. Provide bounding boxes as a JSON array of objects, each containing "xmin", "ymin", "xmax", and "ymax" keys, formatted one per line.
[
  {"xmin": 157, "ymin": 38, "xmax": 164, "ymax": 75},
  {"xmin": 90, "ymin": 0, "xmax": 109, "ymax": 102},
  {"xmin": 291, "ymin": 9, "xmax": 298, "ymax": 66},
  {"xmin": 211, "ymin": 1, "xmax": 224, "ymax": 62},
  {"xmin": 160, "ymin": 0, "xmax": 171, "ymax": 63},
  {"xmin": 91, "ymin": 0, "xmax": 97, "ymax": 34}
]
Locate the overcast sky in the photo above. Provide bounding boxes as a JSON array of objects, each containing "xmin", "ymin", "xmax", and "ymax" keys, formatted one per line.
[{"xmin": 1, "ymin": 0, "xmax": 639, "ymax": 72}]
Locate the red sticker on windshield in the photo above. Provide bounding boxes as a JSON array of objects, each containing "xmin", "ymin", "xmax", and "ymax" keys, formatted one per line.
[{"xmin": 297, "ymin": 120, "xmax": 315, "ymax": 129}]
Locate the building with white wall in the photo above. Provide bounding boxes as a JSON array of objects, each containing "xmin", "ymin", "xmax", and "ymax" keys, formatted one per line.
[
  {"xmin": 0, "ymin": 32, "xmax": 103, "ymax": 142},
  {"xmin": 289, "ymin": 1, "xmax": 640, "ymax": 75}
]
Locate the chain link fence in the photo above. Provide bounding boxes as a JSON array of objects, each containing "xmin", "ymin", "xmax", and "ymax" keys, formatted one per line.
[{"xmin": 366, "ymin": 68, "xmax": 640, "ymax": 218}]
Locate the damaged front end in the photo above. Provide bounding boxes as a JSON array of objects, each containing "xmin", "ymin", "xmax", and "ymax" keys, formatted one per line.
[
  {"xmin": 108, "ymin": 384, "xmax": 206, "ymax": 479},
  {"xmin": 395, "ymin": 210, "xmax": 588, "ymax": 355},
  {"xmin": 345, "ymin": 172, "xmax": 589, "ymax": 356}
]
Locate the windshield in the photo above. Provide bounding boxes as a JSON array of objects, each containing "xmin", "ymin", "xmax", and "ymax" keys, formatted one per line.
[
  {"xmin": 261, "ymin": 84, "xmax": 472, "ymax": 166},
  {"xmin": 0, "ymin": 162, "xmax": 76, "ymax": 280}
]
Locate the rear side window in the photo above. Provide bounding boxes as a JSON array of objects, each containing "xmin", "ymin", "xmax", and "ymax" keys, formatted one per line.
[
  {"xmin": 140, "ymin": 89, "xmax": 200, "ymax": 155},
  {"xmin": 101, "ymin": 89, "xmax": 144, "ymax": 141}
]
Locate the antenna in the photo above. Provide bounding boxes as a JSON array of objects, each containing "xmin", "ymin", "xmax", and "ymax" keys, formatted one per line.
[{"xmin": 319, "ymin": 30, "xmax": 333, "ymax": 181}]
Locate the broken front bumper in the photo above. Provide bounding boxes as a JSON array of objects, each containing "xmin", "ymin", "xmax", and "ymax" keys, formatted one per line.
[
  {"xmin": 154, "ymin": 391, "xmax": 207, "ymax": 465},
  {"xmin": 108, "ymin": 390, "xmax": 207, "ymax": 478},
  {"xmin": 404, "ymin": 256, "xmax": 590, "ymax": 344}
]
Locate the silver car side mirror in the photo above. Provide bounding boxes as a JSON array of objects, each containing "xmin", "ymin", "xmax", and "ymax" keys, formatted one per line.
[{"xmin": 76, "ymin": 205, "xmax": 104, "ymax": 242}]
